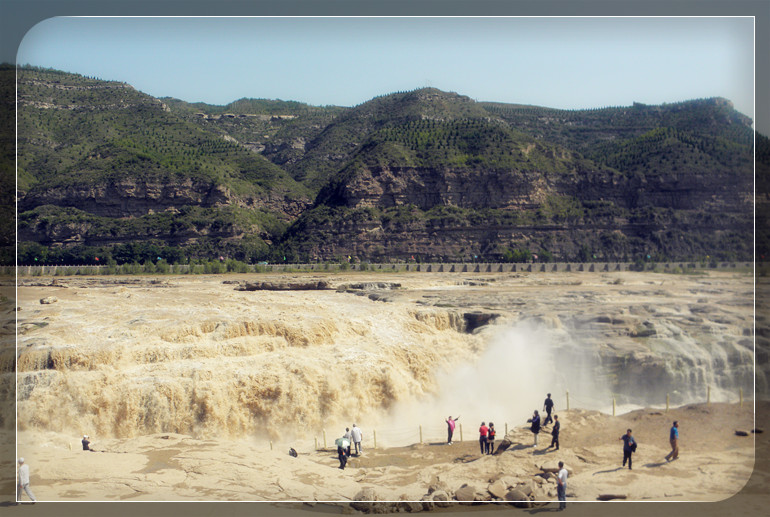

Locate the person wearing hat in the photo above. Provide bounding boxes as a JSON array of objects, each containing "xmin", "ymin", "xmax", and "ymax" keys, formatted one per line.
[
  {"xmin": 82, "ymin": 434, "xmax": 94, "ymax": 451},
  {"xmin": 17, "ymin": 458, "xmax": 36, "ymax": 503}
]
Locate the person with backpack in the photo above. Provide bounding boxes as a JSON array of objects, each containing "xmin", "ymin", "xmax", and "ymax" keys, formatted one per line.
[
  {"xmin": 486, "ymin": 422, "xmax": 496, "ymax": 454},
  {"xmin": 619, "ymin": 428, "xmax": 637, "ymax": 469}
]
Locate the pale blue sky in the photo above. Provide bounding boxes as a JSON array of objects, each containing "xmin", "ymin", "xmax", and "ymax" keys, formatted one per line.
[{"xmin": 17, "ymin": 17, "xmax": 755, "ymax": 119}]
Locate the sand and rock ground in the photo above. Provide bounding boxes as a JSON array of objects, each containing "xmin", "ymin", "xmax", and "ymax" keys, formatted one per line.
[{"xmin": 1, "ymin": 269, "xmax": 766, "ymax": 511}]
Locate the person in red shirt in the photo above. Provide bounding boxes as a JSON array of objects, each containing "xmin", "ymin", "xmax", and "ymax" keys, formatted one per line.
[{"xmin": 479, "ymin": 422, "xmax": 489, "ymax": 454}]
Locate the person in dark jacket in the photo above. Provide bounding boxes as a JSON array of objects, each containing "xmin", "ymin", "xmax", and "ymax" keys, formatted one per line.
[
  {"xmin": 543, "ymin": 393, "xmax": 554, "ymax": 426},
  {"xmin": 337, "ymin": 445, "xmax": 348, "ymax": 469},
  {"xmin": 486, "ymin": 423, "xmax": 496, "ymax": 454},
  {"xmin": 528, "ymin": 410, "xmax": 541, "ymax": 446},
  {"xmin": 82, "ymin": 434, "xmax": 94, "ymax": 451},
  {"xmin": 620, "ymin": 428, "xmax": 636, "ymax": 469},
  {"xmin": 549, "ymin": 415, "xmax": 560, "ymax": 450}
]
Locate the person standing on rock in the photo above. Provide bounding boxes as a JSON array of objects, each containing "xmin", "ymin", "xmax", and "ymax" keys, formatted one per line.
[
  {"xmin": 478, "ymin": 421, "xmax": 489, "ymax": 454},
  {"xmin": 528, "ymin": 410, "xmax": 541, "ymax": 446},
  {"xmin": 620, "ymin": 428, "xmax": 636, "ymax": 470},
  {"xmin": 337, "ymin": 444, "xmax": 348, "ymax": 470},
  {"xmin": 556, "ymin": 460, "xmax": 567, "ymax": 511},
  {"xmin": 543, "ymin": 393, "xmax": 554, "ymax": 427},
  {"xmin": 16, "ymin": 458, "xmax": 36, "ymax": 504},
  {"xmin": 446, "ymin": 415, "xmax": 459, "ymax": 444},
  {"xmin": 343, "ymin": 427, "xmax": 352, "ymax": 457},
  {"xmin": 549, "ymin": 415, "xmax": 560, "ymax": 450},
  {"xmin": 665, "ymin": 421, "xmax": 679, "ymax": 461},
  {"xmin": 486, "ymin": 422, "xmax": 496, "ymax": 454},
  {"xmin": 351, "ymin": 424, "xmax": 363, "ymax": 455}
]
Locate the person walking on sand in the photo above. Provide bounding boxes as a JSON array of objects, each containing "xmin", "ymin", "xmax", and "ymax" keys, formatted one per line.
[
  {"xmin": 486, "ymin": 423, "xmax": 496, "ymax": 454},
  {"xmin": 543, "ymin": 393, "xmax": 554, "ymax": 427},
  {"xmin": 549, "ymin": 415, "xmax": 560, "ymax": 450},
  {"xmin": 556, "ymin": 460, "xmax": 567, "ymax": 511},
  {"xmin": 620, "ymin": 428, "xmax": 637, "ymax": 470},
  {"xmin": 446, "ymin": 415, "xmax": 459, "ymax": 444},
  {"xmin": 16, "ymin": 458, "xmax": 36, "ymax": 503},
  {"xmin": 478, "ymin": 422, "xmax": 489, "ymax": 454},
  {"xmin": 351, "ymin": 424, "xmax": 363, "ymax": 455},
  {"xmin": 528, "ymin": 410, "xmax": 541, "ymax": 446},
  {"xmin": 665, "ymin": 421, "xmax": 679, "ymax": 461}
]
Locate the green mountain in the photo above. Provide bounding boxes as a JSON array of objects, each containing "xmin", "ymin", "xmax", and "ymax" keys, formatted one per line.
[{"xmin": 11, "ymin": 65, "xmax": 758, "ymax": 265}]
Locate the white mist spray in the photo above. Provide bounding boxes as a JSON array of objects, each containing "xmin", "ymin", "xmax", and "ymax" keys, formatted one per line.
[{"xmin": 380, "ymin": 320, "xmax": 610, "ymax": 446}]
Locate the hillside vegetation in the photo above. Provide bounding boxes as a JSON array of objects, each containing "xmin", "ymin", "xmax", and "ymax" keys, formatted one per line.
[{"xmin": 9, "ymin": 65, "xmax": 759, "ymax": 265}]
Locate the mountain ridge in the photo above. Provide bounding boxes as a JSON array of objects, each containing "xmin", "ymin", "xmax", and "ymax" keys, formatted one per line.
[{"xmin": 8, "ymin": 65, "xmax": 758, "ymax": 265}]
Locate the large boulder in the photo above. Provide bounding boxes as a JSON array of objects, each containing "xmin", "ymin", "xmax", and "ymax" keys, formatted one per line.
[
  {"xmin": 488, "ymin": 479, "xmax": 508, "ymax": 499},
  {"xmin": 432, "ymin": 490, "xmax": 451, "ymax": 508},
  {"xmin": 454, "ymin": 484, "xmax": 479, "ymax": 504},
  {"xmin": 351, "ymin": 488, "xmax": 380, "ymax": 512},
  {"xmin": 427, "ymin": 481, "xmax": 449, "ymax": 494},
  {"xmin": 504, "ymin": 489, "xmax": 531, "ymax": 508},
  {"xmin": 398, "ymin": 501, "xmax": 423, "ymax": 513},
  {"xmin": 493, "ymin": 438, "xmax": 513, "ymax": 454},
  {"xmin": 419, "ymin": 494, "xmax": 434, "ymax": 511},
  {"xmin": 540, "ymin": 462, "xmax": 573, "ymax": 475}
]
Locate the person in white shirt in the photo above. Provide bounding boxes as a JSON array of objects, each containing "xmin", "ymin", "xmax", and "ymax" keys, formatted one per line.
[
  {"xmin": 351, "ymin": 424, "xmax": 363, "ymax": 455},
  {"xmin": 556, "ymin": 461, "xmax": 567, "ymax": 511},
  {"xmin": 17, "ymin": 458, "xmax": 36, "ymax": 503},
  {"xmin": 343, "ymin": 427, "xmax": 352, "ymax": 456}
]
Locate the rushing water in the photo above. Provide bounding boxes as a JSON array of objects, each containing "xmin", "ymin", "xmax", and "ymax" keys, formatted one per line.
[{"xmin": 8, "ymin": 271, "xmax": 757, "ymax": 444}]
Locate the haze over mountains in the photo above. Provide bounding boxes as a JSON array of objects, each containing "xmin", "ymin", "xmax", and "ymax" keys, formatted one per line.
[{"xmin": 8, "ymin": 65, "xmax": 762, "ymax": 265}]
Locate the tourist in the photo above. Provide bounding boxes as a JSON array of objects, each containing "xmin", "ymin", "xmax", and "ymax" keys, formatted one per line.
[
  {"xmin": 543, "ymin": 393, "xmax": 554, "ymax": 426},
  {"xmin": 337, "ymin": 444, "xmax": 348, "ymax": 470},
  {"xmin": 351, "ymin": 424, "xmax": 363, "ymax": 455},
  {"xmin": 16, "ymin": 458, "xmax": 36, "ymax": 503},
  {"xmin": 665, "ymin": 421, "xmax": 679, "ymax": 461},
  {"xmin": 528, "ymin": 410, "xmax": 541, "ymax": 446},
  {"xmin": 549, "ymin": 415, "xmax": 560, "ymax": 450},
  {"xmin": 82, "ymin": 434, "xmax": 94, "ymax": 451},
  {"xmin": 478, "ymin": 421, "xmax": 489, "ymax": 454},
  {"xmin": 446, "ymin": 415, "xmax": 460, "ymax": 444},
  {"xmin": 343, "ymin": 427, "xmax": 352, "ymax": 457},
  {"xmin": 556, "ymin": 460, "xmax": 567, "ymax": 511},
  {"xmin": 486, "ymin": 422, "xmax": 496, "ymax": 454},
  {"xmin": 619, "ymin": 428, "xmax": 636, "ymax": 469}
]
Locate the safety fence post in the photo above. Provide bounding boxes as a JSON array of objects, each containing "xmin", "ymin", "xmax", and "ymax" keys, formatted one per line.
[
  {"xmin": 505, "ymin": 423, "xmax": 508, "ymax": 436},
  {"xmin": 315, "ymin": 437, "xmax": 318, "ymax": 451},
  {"xmin": 419, "ymin": 425, "xmax": 423, "ymax": 444},
  {"xmin": 323, "ymin": 430, "xmax": 327, "ymax": 449},
  {"xmin": 566, "ymin": 390, "xmax": 570, "ymax": 410},
  {"xmin": 612, "ymin": 397, "xmax": 616, "ymax": 416},
  {"xmin": 666, "ymin": 393, "xmax": 669, "ymax": 413},
  {"xmin": 460, "ymin": 424, "xmax": 463, "ymax": 442},
  {"xmin": 707, "ymin": 386, "xmax": 711, "ymax": 405},
  {"xmin": 373, "ymin": 430, "xmax": 377, "ymax": 449},
  {"xmin": 270, "ymin": 441, "xmax": 273, "ymax": 451},
  {"xmin": 740, "ymin": 388, "xmax": 744, "ymax": 408}
]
